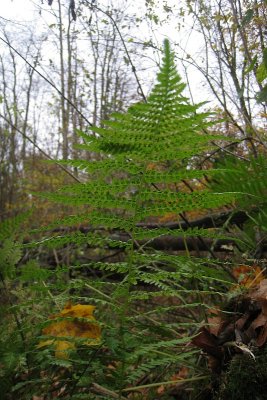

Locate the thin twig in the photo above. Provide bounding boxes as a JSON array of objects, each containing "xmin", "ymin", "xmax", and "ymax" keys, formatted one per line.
[
  {"xmin": 87, "ymin": 1, "xmax": 147, "ymax": 102},
  {"xmin": 0, "ymin": 113, "xmax": 81, "ymax": 183},
  {"xmin": 91, "ymin": 383, "xmax": 128, "ymax": 399},
  {"xmin": 0, "ymin": 35, "xmax": 92, "ymax": 126}
]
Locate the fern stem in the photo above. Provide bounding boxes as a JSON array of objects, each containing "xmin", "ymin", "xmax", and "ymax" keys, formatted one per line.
[
  {"xmin": 84, "ymin": 282, "xmax": 114, "ymax": 303},
  {"xmin": 121, "ymin": 375, "xmax": 209, "ymax": 392},
  {"xmin": 42, "ymin": 281, "xmax": 61, "ymax": 310}
]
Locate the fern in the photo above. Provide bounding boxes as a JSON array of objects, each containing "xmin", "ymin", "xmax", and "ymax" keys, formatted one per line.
[
  {"xmin": 0, "ymin": 211, "xmax": 30, "ymax": 241},
  {"xmin": 210, "ymin": 154, "xmax": 267, "ymax": 255},
  {"xmin": 38, "ymin": 40, "xmax": 236, "ymax": 251},
  {"xmin": 21, "ymin": 40, "xmax": 239, "ymax": 397}
]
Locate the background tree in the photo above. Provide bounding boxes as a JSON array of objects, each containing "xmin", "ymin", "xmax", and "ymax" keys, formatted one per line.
[
  {"xmin": 0, "ymin": 0, "xmax": 153, "ymax": 217},
  {"xmin": 178, "ymin": 0, "xmax": 267, "ymax": 153}
]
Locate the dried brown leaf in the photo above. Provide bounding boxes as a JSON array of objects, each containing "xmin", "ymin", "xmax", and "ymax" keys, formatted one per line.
[
  {"xmin": 256, "ymin": 321, "xmax": 267, "ymax": 347},
  {"xmin": 207, "ymin": 308, "xmax": 222, "ymax": 336},
  {"xmin": 250, "ymin": 279, "xmax": 267, "ymax": 302},
  {"xmin": 192, "ymin": 327, "xmax": 223, "ymax": 359}
]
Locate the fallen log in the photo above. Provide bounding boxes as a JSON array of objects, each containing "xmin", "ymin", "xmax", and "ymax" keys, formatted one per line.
[{"xmin": 109, "ymin": 233, "xmax": 236, "ymax": 252}]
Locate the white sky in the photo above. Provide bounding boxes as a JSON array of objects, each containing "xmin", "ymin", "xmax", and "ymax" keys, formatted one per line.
[
  {"xmin": 1, "ymin": 0, "xmax": 38, "ymax": 21},
  {"xmin": 0, "ymin": 0, "xmax": 209, "ymax": 104}
]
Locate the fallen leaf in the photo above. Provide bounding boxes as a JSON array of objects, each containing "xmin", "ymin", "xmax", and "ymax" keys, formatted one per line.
[
  {"xmin": 250, "ymin": 279, "xmax": 267, "ymax": 302},
  {"xmin": 191, "ymin": 327, "xmax": 223, "ymax": 359},
  {"xmin": 38, "ymin": 303, "xmax": 101, "ymax": 358},
  {"xmin": 157, "ymin": 367, "xmax": 189, "ymax": 394},
  {"xmin": 232, "ymin": 265, "xmax": 264, "ymax": 288},
  {"xmin": 207, "ymin": 307, "xmax": 222, "ymax": 336}
]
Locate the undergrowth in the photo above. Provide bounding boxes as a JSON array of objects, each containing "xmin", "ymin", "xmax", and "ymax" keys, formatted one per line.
[{"xmin": 0, "ymin": 40, "xmax": 239, "ymax": 399}]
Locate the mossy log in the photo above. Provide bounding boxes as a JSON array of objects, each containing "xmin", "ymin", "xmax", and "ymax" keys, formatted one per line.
[{"xmin": 216, "ymin": 348, "xmax": 267, "ymax": 400}]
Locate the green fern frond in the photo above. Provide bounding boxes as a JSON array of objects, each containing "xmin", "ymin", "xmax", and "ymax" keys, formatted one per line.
[
  {"xmin": 25, "ymin": 40, "xmax": 239, "ymax": 397},
  {"xmin": 211, "ymin": 155, "xmax": 267, "ymax": 206},
  {"xmin": 0, "ymin": 239, "xmax": 22, "ymax": 279},
  {"xmin": 210, "ymin": 154, "xmax": 267, "ymax": 252},
  {"xmin": 42, "ymin": 40, "xmax": 236, "ymax": 238},
  {"xmin": 0, "ymin": 211, "xmax": 30, "ymax": 241}
]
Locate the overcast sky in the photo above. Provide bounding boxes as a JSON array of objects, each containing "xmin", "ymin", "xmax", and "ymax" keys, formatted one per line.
[
  {"xmin": 1, "ymin": 0, "xmax": 37, "ymax": 21},
  {"xmin": 0, "ymin": 0, "xmax": 208, "ymax": 104}
]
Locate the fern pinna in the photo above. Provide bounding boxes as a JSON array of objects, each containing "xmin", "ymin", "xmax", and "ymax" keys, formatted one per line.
[{"xmin": 38, "ymin": 40, "xmax": 236, "ymax": 395}]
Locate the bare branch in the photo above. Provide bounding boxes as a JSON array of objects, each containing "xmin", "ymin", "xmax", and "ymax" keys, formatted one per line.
[
  {"xmin": 0, "ymin": 113, "xmax": 81, "ymax": 183},
  {"xmin": 0, "ymin": 35, "xmax": 93, "ymax": 127}
]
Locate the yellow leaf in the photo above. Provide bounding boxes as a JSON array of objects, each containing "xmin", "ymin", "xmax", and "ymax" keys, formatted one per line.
[
  {"xmin": 54, "ymin": 340, "xmax": 75, "ymax": 359},
  {"xmin": 38, "ymin": 303, "xmax": 101, "ymax": 359},
  {"xmin": 60, "ymin": 303, "xmax": 96, "ymax": 318},
  {"xmin": 232, "ymin": 265, "xmax": 265, "ymax": 289}
]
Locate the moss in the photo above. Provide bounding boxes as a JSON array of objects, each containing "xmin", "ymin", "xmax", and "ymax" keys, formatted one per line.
[{"xmin": 216, "ymin": 348, "xmax": 267, "ymax": 400}]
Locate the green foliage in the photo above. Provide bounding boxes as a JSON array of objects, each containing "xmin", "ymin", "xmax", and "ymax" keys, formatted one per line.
[
  {"xmin": 41, "ymin": 40, "xmax": 234, "ymax": 232},
  {"xmin": 256, "ymin": 84, "xmax": 267, "ymax": 103},
  {"xmin": 0, "ymin": 238, "xmax": 22, "ymax": 279},
  {"xmin": 211, "ymin": 155, "xmax": 267, "ymax": 207},
  {"xmin": 27, "ymin": 39, "xmax": 236, "ymax": 396},
  {"xmin": 0, "ymin": 211, "xmax": 30, "ymax": 241},
  {"xmin": 0, "ymin": 215, "xmax": 29, "ymax": 398},
  {"xmin": 0, "ymin": 212, "xmax": 30, "ymax": 280},
  {"xmin": 210, "ymin": 154, "xmax": 267, "ymax": 254},
  {"xmin": 256, "ymin": 48, "xmax": 267, "ymax": 103},
  {"xmin": 1, "ymin": 41, "xmax": 238, "ymax": 399}
]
